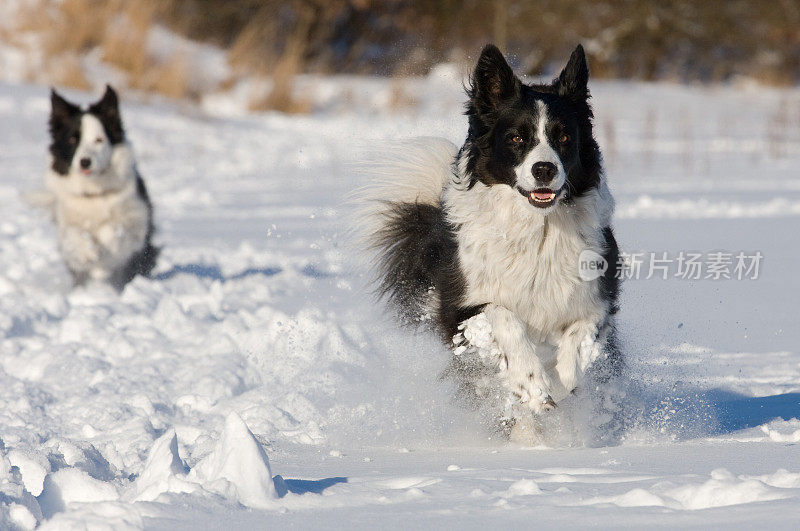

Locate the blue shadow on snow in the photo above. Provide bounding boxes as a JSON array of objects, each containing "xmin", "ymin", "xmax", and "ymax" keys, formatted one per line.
[
  {"xmin": 634, "ymin": 385, "xmax": 800, "ymax": 440},
  {"xmin": 701, "ymin": 389, "xmax": 800, "ymax": 434},
  {"xmin": 272, "ymin": 475, "xmax": 348, "ymax": 498},
  {"xmin": 153, "ymin": 264, "xmax": 282, "ymax": 282}
]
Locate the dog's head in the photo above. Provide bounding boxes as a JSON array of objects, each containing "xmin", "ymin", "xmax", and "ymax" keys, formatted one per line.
[
  {"xmin": 49, "ymin": 85, "xmax": 126, "ymax": 193},
  {"xmin": 463, "ymin": 45, "xmax": 601, "ymax": 213}
]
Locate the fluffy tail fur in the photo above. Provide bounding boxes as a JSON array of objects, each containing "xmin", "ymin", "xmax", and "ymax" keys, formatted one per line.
[{"xmin": 353, "ymin": 137, "xmax": 459, "ymax": 324}]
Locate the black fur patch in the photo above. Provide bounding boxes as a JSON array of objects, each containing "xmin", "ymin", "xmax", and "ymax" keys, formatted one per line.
[
  {"xmin": 372, "ymin": 201, "xmax": 483, "ymax": 341},
  {"xmin": 600, "ymin": 226, "xmax": 621, "ymax": 316},
  {"xmin": 114, "ymin": 173, "xmax": 159, "ymax": 290},
  {"xmin": 48, "ymin": 90, "xmax": 82, "ymax": 175}
]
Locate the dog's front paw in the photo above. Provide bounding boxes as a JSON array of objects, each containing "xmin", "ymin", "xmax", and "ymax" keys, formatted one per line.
[
  {"xmin": 96, "ymin": 223, "xmax": 119, "ymax": 254},
  {"xmin": 509, "ymin": 369, "xmax": 556, "ymax": 413},
  {"xmin": 555, "ymin": 357, "xmax": 579, "ymax": 395},
  {"xmin": 578, "ymin": 332, "xmax": 603, "ymax": 372},
  {"xmin": 61, "ymin": 228, "xmax": 100, "ymax": 267},
  {"xmin": 555, "ymin": 325, "xmax": 604, "ymax": 393}
]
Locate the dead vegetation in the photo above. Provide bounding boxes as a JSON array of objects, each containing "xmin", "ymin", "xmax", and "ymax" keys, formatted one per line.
[
  {"xmin": 16, "ymin": 0, "xmax": 198, "ymax": 100},
  {"xmin": 8, "ymin": 0, "xmax": 800, "ymax": 111}
]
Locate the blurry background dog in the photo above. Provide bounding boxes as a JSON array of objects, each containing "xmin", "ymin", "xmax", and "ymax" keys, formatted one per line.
[{"xmin": 36, "ymin": 85, "xmax": 158, "ymax": 290}]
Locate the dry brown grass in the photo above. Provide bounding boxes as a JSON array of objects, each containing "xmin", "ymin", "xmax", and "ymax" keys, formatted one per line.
[
  {"xmin": 17, "ymin": 0, "xmax": 100, "ymax": 53},
  {"xmin": 99, "ymin": 1, "xmax": 154, "ymax": 78},
  {"xmin": 248, "ymin": 64, "xmax": 312, "ymax": 115},
  {"xmin": 148, "ymin": 55, "xmax": 194, "ymax": 100},
  {"xmin": 228, "ymin": 21, "xmax": 270, "ymax": 76},
  {"xmin": 15, "ymin": 0, "xmax": 313, "ymax": 109},
  {"xmin": 387, "ymin": 78, "xmax": 418, "ymax": 113},
  {"xmin": 247, "ymin": 43, "xmax": 311, "ymax": 113},
  {"xmin": 15, "ymin": 0, "xmax": 200, "ymax": 100},
  {"xmin": 49, "ymin": 54, "xmax": 92, "ymax": 90},
  {"xmin": 242, "ymin": 5, "xmax": 313, "ymax": 114},
  {"xmin": 13, "ymin": 0, "xmax": 799, "ymax": 112}
]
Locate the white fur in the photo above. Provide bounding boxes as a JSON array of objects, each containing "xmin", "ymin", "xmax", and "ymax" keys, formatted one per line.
[
  {"xmin": 352, "ymin": 137, "xmax": 456, "ymax": 214},
  {"xmin": 483, "ymin": 304, "xmax": 554, "ymax": 411},
  {"xmin": 444, "ymin": 147, "xmax": 615, "ymax": 407},
  {"xmin": 351, "ymin": 137, "xmax": 458, "ymax": 254},
  {"xmin": 514, "ymin": 101, "xmax": 566, "ymax": 194},
  {"xmin": 73, "ymin": 115, "xmax": 113, "ymax": 178},
  {"xmin": 44, "ymin": 142, "xmax": 149, "ymax": 283}
]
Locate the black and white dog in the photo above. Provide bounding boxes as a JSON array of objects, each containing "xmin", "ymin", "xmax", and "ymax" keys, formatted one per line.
[
  {"xmin": 42, "ymin": 85, "xmax": 158, "ymax": 290},
  {"xmin": 361, "ymin": 45, "xmax": 620, "ymax": 421}
]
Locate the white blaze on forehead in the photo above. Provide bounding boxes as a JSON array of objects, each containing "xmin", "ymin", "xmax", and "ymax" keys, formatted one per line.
[
  {"xmin": 534, "ymin": 100, "xmax": 550, "ymax": 146},
  {"xmin": 73, "ymin": 114, "xmax": 112, "ymax": 173},
  {"xmin": 79, "ymin": 114, "xmax": 108, "ymax": 146},
  {"xmin": 514, "ymin": 100, "xmax": 566, "ymax": 192}
]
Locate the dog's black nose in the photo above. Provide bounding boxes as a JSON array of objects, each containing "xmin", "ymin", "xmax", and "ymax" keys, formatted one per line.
[
  {"xmin": 532, "ymin": 161, "xmax": 557, "ymax": 182},
  {"xmin": 79, "ymin": 157, "xmax": 91, "ymax": 169}
]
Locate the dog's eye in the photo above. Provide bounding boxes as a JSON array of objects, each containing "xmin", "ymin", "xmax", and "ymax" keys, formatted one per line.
[
  {"xmin": 510, "ymin": 135, "xmax": 523, "ymax": 144},
  {"xmin": 69, "ymin": 135, "xmax": 78, "ymax": 145},
  {"xmin": 559, "ymin": 134, "xmax": 570, "ymax": 144},
  {"xmin": 95, "ymin": 137, "xmax": 103, "ymax": 144}
]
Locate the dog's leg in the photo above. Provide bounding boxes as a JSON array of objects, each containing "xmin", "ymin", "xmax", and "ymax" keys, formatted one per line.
[
  {"xmin": 96, "ymin": 217, "xmax": 147, "ymax": 265},
  {"xmin": 590, "ymin": 322, "xmax": 622, "ymax": 384},
  {"xmin": 554, "ymin": 319, "xmax": 609, "ymax": 393},
  {"xmin": 59, "ymin": 226, "xmax": 99, "ymax": 276},
  {"xmin": 483, "ymin": 304, "xmax": 555, "ymax": 413}
]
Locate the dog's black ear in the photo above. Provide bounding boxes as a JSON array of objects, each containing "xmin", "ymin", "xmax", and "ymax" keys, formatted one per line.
[
  {"xmin": 90, "ymin": 84, "xmax": 119, "ymax": 117},
  {"xmin": 50, "ymin": 89, "xmax": 80, "ymax": 130},
  {"xmin": 89, "ymin": 84, "xmax": 124, "ymax": 143},
  {"xmin": 470, "ymin": 44, "xmax": 520, "ymax": 112},
  {"xmin": 556, "ymin": 45, "xmax": 589, "ymax": 101}
]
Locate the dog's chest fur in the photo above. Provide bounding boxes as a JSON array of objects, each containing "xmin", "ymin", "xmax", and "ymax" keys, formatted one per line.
[
  {"xmin": 444, "ymin": 182, "xmax": 608, "ymax": 342},
  {"xmin": 54, "ymin": 184, "xmax": 147, "ymax": 239}
]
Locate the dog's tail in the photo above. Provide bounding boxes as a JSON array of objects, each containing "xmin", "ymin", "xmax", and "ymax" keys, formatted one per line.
[{"xmin": 351, "ymin": 137, "xmax": 459, "ymax": 323}]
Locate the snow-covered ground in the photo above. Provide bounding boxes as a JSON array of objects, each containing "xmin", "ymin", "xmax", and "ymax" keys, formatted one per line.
[{"xmin": 1, "ymin": 74, "xmax": 800, "ymax": 529}]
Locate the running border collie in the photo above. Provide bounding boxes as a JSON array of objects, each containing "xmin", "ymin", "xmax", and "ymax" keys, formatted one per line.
[
  {"xmin": 360, "ymin": 45, "xmax": 621, "ymax": 420},
  {"xmin": 43, "ymin": 85, "xmax": 158, "ymax": 290}
]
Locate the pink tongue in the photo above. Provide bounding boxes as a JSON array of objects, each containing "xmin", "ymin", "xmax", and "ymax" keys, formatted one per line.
[{"xmin": 532, "ymin": 191, "xmax": 554, "ymax": 201}]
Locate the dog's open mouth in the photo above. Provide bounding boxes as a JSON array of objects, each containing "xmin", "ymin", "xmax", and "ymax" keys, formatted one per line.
[{"xmin": 517, "ymin": 187, "xmax": 561, "ymax": 208}]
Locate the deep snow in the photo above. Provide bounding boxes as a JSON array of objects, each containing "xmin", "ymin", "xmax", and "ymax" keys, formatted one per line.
[{"xmin": 1, "ymin": 74, "xmax": 799, "ymax": 529}]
